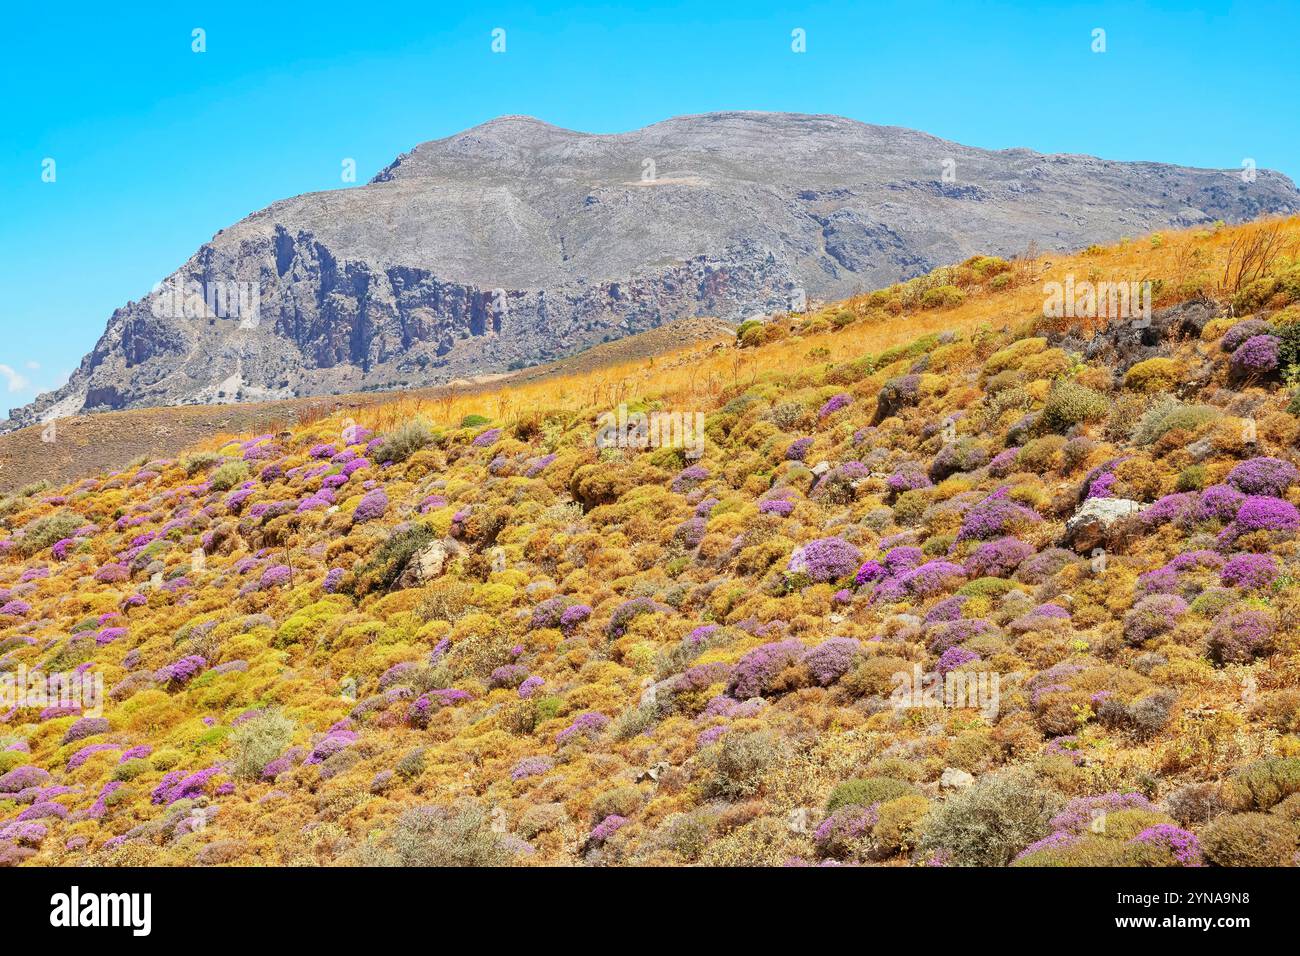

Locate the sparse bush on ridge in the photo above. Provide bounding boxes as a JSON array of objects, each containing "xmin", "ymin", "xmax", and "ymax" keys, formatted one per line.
[
  {"xmin": 209, "ymin": 460, "xmax": 249, "ymax": 491},
  {"xmin": 373, "ymin": 417, "xmax": 434, "ymax": 464}
]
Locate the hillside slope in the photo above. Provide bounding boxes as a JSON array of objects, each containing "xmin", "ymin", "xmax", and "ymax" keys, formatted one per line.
[
  {"xmin": 8, "ymin": 112, "xmax": 1298, "ymax": 429},
  {"xmin": 3, "ymin": 218, "xmax": 1300, "ymax": 867},
  {"xmin": 0, "ymin": 317, "xmax": 734, "ymax": 494}
]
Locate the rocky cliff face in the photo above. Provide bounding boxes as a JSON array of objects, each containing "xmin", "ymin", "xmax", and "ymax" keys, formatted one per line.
[{"xmin": 9, "ymin": 111, "xmax": 1298, "ymax": 427}]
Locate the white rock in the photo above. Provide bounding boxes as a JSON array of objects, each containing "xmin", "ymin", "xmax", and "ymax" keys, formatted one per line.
[
  {"xmin": 940, "ymin": 767, "xmax": 975, "ymax": 789},
  {"xmin": 787, "ymin": 807, "xmax": 822, "ymax": 834}
]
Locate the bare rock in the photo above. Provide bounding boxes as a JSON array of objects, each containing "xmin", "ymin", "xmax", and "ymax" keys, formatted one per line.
[
  {"xmin": 393, "ymin": 538, "xmax": 461, "ymax": 589},
  {"xmin": 940, "ymin": 767, "xmax": 975, "ymax": 790},
  {"xmin": 1063, "ymin": 498, "xmax": 1144, "ymax": 554},
  {"xmin": 10, "ymin": 113, "xmax": 1296, "ymax": 430}
]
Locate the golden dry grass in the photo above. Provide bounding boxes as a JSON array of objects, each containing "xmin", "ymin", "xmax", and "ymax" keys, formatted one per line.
[
  {"xmin": 4, "ymin": 215, "xmax": 1297, "ymax": 491},
  {"xmin": 348, "ymin": 215, "xmax": 1300, "ymax": 435}
]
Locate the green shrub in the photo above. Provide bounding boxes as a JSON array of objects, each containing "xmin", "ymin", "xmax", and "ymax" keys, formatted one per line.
[
  {"xmin": 1038, "ymin": 379, "xmax": 1109, "ymax": 433},
  {"xmin": 1124, "ymin": 358, "xmax": 1181, "ymax": 392},
  {"xmin": 1131, "ymin": 397, "xmax": 1219, "ymax": 445},
  {"xmin": 1175, "ymin": 465, "xmax": 1207, "ymax": 492},
  {"xmin": 698, "ymin": 815, "xmax": 789, "ymax": 866},
  {"xmin": 892, "ymin": 489, "xmax": 931, "ymax": 525},
  {"xmin": 920, "ymin": 769, "xmax": 1064, "ymax": 866},
  {"xmin": 920, "ymin": 285, "xmax": 965, "ymax": 309},
  {"xmin": 534, "ymin": 695, "xmax": 563, "ymax": 725},
  {"xmin": 459, "ymin": 414, "xmax": 491, "ymax": 428},
  {"xmin": 181, "ymin": 451, "xmax": 223, "ymax": 475},
  {"xmin": 227, "ymin": 709, "xmax": 296, "ymax": 780},
  {"xmin": 958, "ymin": 577, "xmax": 1018, "ymax": 599},
  {"xmin": 390, "ymin": 802, "xmax": 512, "ymax": 866},
  {"xmin": 1228, "ymin": 757, "xmax": 1300, "ymax": 811},
  {"xmin": 611, "ymin": 701, "xmax": 663, "ymax": 740},
  {"xmin": 826, "ymin": 776, "xmax": 917, "ymax": 812},
  {"xmin": 591, "ymin": 785, "xmax": 643, "ymax": 822},
  {"xmin": 346, "ymin": 524, "xmax": 437, "ymax": 596},
  {"xmin": 709, "ymin": 730, "xmax": 784, "ymax": 799},
  {"xmin": 17, "ymin": 511, "xmax": 83, "ymax": 556},
  {"xmin": 396, "ymin": 747, "xmax": 427, "ymax": 780},
  {"xmin": 112, "ymin": 759, "xmax": 150, "ymax": 782},
  {"xmin": 651, "ymin": 808, "xmax": 717, "ymax": 862},
  {"xmin": 1012, "ymin": 833, "xmax": 1139, "ymax": 867},
  {"xmin": 518, "ymin": 803, "xmax": 568, "ymax": 839},
  {"xmin": 374, "ymin": 417, "xmax": 434, "ymax": 464},
  {"xmin": 1268, "ymin": 310, "xmax": 1300, "ymax": 370},
  {"xmin": 209, "ymin": 460, "xmax": 249, "ymax": 492},
  {"xmin": 1202, "ymin": 812, "xmax": 1297, "ymax": 866},
  {"xmin": 1233, "ymin": 262, "xmax": 1300, "ymax": 312}
]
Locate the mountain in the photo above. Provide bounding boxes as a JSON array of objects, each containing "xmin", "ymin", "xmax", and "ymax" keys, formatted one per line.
[{"xmin": 8, "ymin": 111, "xmax": 1298, "ymax": 428}]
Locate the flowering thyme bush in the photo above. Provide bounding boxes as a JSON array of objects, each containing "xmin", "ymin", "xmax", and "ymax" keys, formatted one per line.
[
  {"xmin": 787, "ymin": 537, "xmax": 861, "ymax": 583},
  {"xmin": 353, "ymin": 489, "xmax": 389, "ymax": 523}
]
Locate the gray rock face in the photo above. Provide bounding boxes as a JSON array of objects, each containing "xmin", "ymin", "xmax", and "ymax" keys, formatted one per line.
[{"xmin": 9, "ymin": 111, "xmax": 1298, "ymax": 428}]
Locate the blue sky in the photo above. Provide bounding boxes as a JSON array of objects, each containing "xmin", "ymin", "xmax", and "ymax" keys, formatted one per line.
[{"xmin": 2, "ymin": 0, "xmax": 1297, "ymax": 409}]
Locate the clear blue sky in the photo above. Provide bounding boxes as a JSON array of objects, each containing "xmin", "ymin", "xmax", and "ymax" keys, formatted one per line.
[{"xmin": 2, "ymin": 0, "xmax": 1297, "ymax": 408}]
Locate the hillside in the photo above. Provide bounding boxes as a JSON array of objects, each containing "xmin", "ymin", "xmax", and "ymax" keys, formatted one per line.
[
  {"xmin": 3, "ymin": 217, "xmax": 1300, "ymax": 867},
  {"xmin": 0, "ymin": 317, "xmax": 734, "ymax": 494},
  {"xmin": 8, "ymin": 112, "xmax": 1298, "ymax": 430}
]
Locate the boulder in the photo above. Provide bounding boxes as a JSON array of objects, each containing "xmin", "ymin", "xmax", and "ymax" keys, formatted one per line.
[
  {"xmin": 787, "ymin": 806, "xmax": 822, "ymax": 834},
  {"xmin": 1063, "ymin": 497, "xmax": 1143, "ymax": 554},
  {"xmin": 940, "ymin": 767, "xmax": 975, "ymax": 790},
  {"xmin": 393, "ymin": 538, "xmax": 461, "ymax": 589},
  {"xmin": 636, "ymin": 761, "xmax": 670, "ymax": 783}
]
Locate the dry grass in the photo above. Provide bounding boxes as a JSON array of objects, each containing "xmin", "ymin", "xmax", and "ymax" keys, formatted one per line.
[
  {"xmin": 351, "ymin": 216, "xmax": 1300, "ymax": 435},
  {"xmin": 5, "ymin": 215, "xmax": 1299, "ymax": 491}
]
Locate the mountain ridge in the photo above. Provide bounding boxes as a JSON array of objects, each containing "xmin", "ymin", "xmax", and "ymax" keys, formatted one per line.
[{"xmin": 8, "ymin": 111, "xmax": 1298, "ymax": 430}]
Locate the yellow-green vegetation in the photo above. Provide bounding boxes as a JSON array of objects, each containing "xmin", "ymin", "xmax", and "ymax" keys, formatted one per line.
[{"xmin": 2, "ymin": 218, "xmax": 1300, "ymax": 867}]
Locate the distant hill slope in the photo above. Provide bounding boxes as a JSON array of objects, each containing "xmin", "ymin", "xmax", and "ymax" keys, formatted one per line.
[
  {"xmin": 8, "ymin": 111, "xmax": 1298, "ymax": 430},
  {"xmin": 0, "ymin": 317, "xmax": 734, "ymax": 492}
]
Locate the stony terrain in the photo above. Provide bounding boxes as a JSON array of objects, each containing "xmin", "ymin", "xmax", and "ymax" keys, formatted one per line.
[
  {"xmin": 8, "ymin": 112, "xmax": 1298, "ymax": 429},
  {"xmin": 2, "ymin": 219, "xmax": 1300, "ymax": 868}
]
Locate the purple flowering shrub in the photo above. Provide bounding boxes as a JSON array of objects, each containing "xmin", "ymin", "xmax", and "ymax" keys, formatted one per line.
[
  {"xmin": 801, "ymin": 637, "xmax": 861, "ymax": 685},
  {"xmin": 726, "ymin": 640, "xmax": 805, "ymax": 698},
  {"xmin": 787, "ymin": 537, "xmax": 861, "ymax": 583},
  {"xmin": 1123, "ymin": 595, "xmax": 1187, "ymax": 647},
  {"xmin": 1227, "ymin": 456, "xmax": 1298, "ymax": 497},
  {"xmin": 785, "ymin": 437, "xmax": 814, "ymax": 461},
  {"xmin": 556, "ymin": 712, "xmax": 609, "ymax": 746},
  {"xmin": 352, "ymin": 489, "xmax": 389, "ymax": 523},
  {"xmin": 1230, "ymin": 335, "xmax": 1281, "ymax": 379}
]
